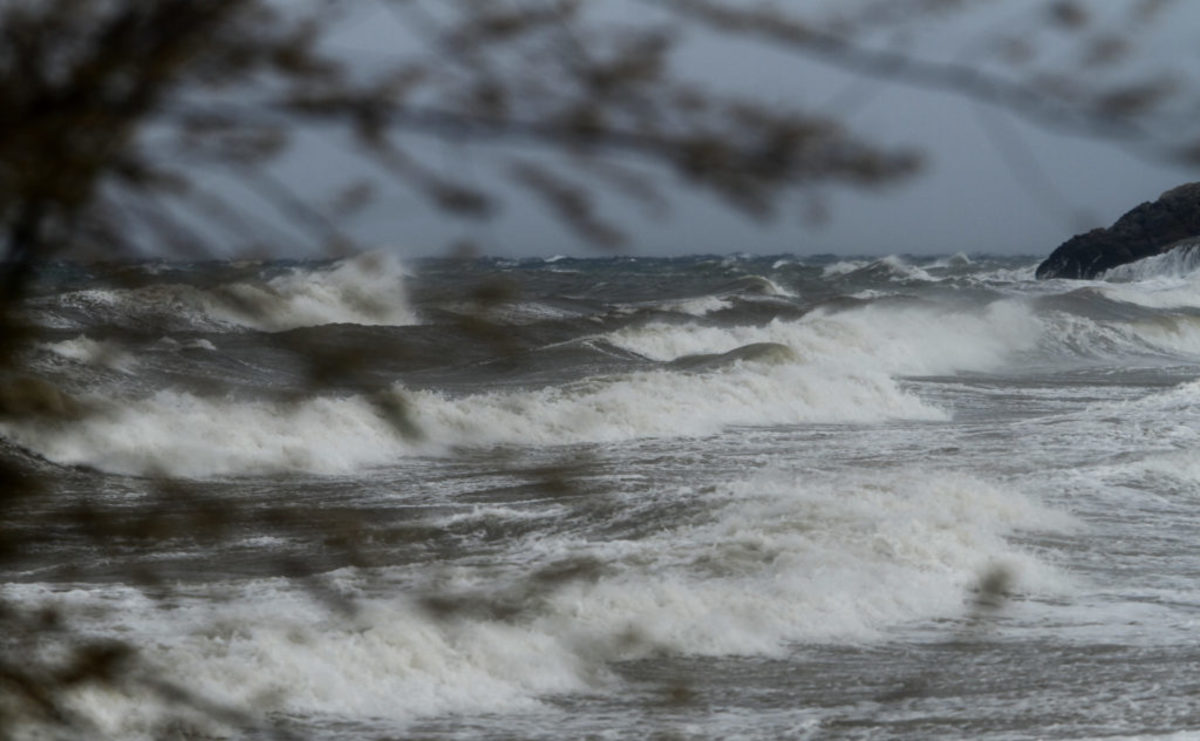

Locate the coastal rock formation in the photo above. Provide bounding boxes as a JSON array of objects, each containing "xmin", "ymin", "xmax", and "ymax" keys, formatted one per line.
[{"xmin": 1035, "ymin": 182, "xmax": 1200, "ymax": 279}]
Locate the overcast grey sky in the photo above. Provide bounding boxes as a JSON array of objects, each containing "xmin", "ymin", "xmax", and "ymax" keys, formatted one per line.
[{"xmin": 305, "ymin": 1, "xmax": 1200, "ymax": 259}]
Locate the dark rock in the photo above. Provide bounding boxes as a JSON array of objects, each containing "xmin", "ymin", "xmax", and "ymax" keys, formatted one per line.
[{"xmin": 1036, "ymin": 182, "xmax": 1200, "ymax": 279}]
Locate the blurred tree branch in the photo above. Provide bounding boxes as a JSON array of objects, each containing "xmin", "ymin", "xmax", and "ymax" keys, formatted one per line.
[
  {"xmin": 660, "ymin": 0, "xmax": 1197, "ymax": 165},
  {"xmin": 3, "ymin": 0, "xmax": 1197, "ymax": 273}
]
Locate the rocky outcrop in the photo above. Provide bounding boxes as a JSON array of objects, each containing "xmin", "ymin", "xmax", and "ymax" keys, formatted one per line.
[{"xmin": 1035, "ymin": 182, "xmax": 1200, "ymax": 279}]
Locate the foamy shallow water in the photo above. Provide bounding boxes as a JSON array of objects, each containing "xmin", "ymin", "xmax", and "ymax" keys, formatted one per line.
[{"xmin": 4, "ymin": 252, "xmax": 1200, "ymax": 738}]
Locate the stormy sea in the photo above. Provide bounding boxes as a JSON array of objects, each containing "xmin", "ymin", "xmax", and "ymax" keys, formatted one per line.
[{"xmin": 4, "ymin": 248, "xmax": 1200, "ymax": 739}]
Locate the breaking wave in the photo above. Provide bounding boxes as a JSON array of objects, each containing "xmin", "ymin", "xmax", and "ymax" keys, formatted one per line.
[
  {"xmin": 822, "ymin": 256, "xmax": 936, "ymax": 283},
  {"xmin": 4, "ymin": 468, "xmax": 1072, "ymax": 734},
  {"xmin": 0, "ymin": 357, "xmax": 943, "ymax": 477},
  {"xmin": 1102, "ymin": 241, "xmax": 1200, "ymax": 282},
  {"xmin": 49, "ymin": 252, "xmax": 418, "ymax": 332},
  {"xmin": 608, "ymin": 298, "xmax": 1043, "ymax": 377}
]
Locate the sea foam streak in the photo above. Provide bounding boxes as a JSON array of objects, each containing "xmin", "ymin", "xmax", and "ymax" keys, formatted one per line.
[{"xmin": 4, "ymin": 468, "xmax": 1072, "ymax": 735}]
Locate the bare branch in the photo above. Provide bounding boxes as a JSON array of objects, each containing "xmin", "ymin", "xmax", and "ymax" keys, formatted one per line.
[{"xmin": 659, "ymin": 0, "xmax": 1195, "ymax": 165}]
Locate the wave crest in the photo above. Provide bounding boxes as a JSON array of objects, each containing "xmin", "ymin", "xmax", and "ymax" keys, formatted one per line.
[
  {"xmin": 52, "ymin": 252, "xmax": 418, "ymax": 332},
  {"xmin": 1102, "ymin": 240, "xmax": 1200, "ymax": 282},
  {"xmin": 0, "ymin": 360, "xmax": 944, "ymax": 477}
]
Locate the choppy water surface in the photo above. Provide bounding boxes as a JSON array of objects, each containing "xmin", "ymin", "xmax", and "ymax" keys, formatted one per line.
[{"xmin": 5, "ymin": 251, "xmax": 1200, "ymax": 738}]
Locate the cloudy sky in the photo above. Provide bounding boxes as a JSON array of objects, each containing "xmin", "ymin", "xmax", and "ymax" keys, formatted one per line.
[{"xmin": 311, "ymin": 1, "xmax": 1200, "ymax": 259}]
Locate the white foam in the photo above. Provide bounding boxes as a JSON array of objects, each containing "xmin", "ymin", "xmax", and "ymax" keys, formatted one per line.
[
  {"xmin": 210, "ymin": 252, "xmax": 418, "ymax": 330},
  {"xmin": 522, "ymin": 469, "xmax": 1074, "ymax": 655},
  {"xmin": 821, "ymin": 259, "xmax": 868, "ymax": 277},
  {"xmin": 1107, "ymin": 378, "xmax": 1200, "ymax": 428},
  {"xmin": 181, "ymin": 338, "xmax": 217, "ymax": 351},
  {"xmin": 1142, "ymin": 450, "xmax": 1200, "ymax": 485},
  {"xmin": 0, "ymin": 468, "xmax": 1072, "ymax": 736},
  {"xmin": 608, "ymin": 298, "xmax": 1043, "ymax": 377},
  {"xmin": 3, "ymin": 581, "xmax": 588, "ymax": 737},
  {"xmin": 1099, "ymin": 279, "xmax": 1200, "ymax": 311},
  {"xmin": 40, "ymin": 335, "xmax": 136, "ymax": 373},
  {"xmin": 58, "ymin": 252, "xmax": 418, "ymax": 332},
  {"xmin": 934, "ymin": 252, "xmax": 973, "ymax": 268},
  {"xmin": 822, "ymin": 255, "xmax": 937, "ymax": 282},
  {"xmin": 5, "ymin": 292, "xmax": 1059, "ymax": 478},
  {"xmin": 875, "ymin": 255, "xmax": 936, "ymax": 282},
  {"xmin": 413, "ymin": 361, "xmax": 942, "ymax": 448},
  {"xmin": 1092, "ymin": 449, "xmax": 1200, "ymax": 502},
  {"xmin": 1089, "ymin": 243, "xmax": 1200, "ymax": 312},
  {"xmin": 966, "ymin": 261, "xmax": 1040, "ymax": 286},
  {"xmin": 1037, "ymin": 308, "xmax": 1200, "ymax": 362},
  {"xmin": 0, "ymin": 390, "xmax": 415, "ymax": 477},
  {"xmin": 0, "ymin": 356, "xmax": 944, "ymax": 477},
  {"xmin": 1128, "ymin": 315, "xmax": 1200, "ymax": 357},
  {"xmin": 612, "ymin": 294, "xmax": 733, "ymax": 318},
  {"xmin": 610, "ymin": 286, "xmax": 1200, "ymax": 374},
  {"xmin": 659, "ymin": 295, "xmax": 732, "ymax": 316},
  {"xmin": 1102, "ymin": 242, "xmax": 1200, "ymax": 283}
]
